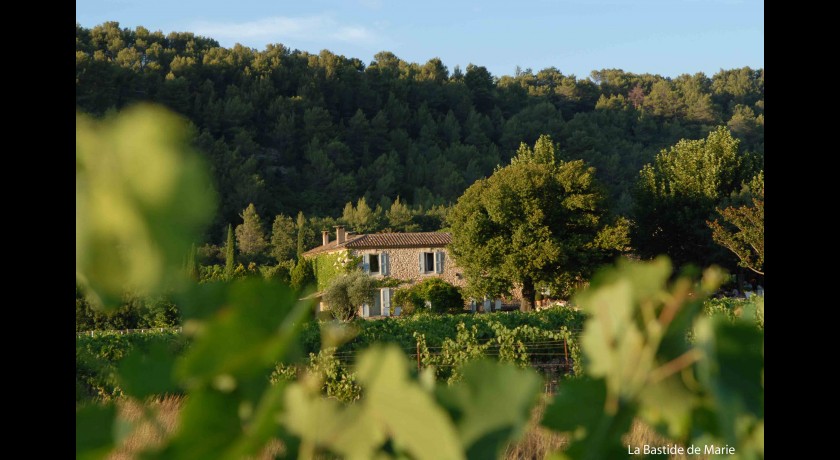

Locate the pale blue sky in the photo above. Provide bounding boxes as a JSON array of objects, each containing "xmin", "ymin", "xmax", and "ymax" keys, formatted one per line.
[{"xmin": 76, "ymin": 0, "xmax": 763, "ymax": 79}]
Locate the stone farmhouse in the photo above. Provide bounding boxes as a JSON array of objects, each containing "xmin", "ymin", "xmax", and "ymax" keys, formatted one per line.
[{"xmin": 302, "ymin": 226, "xmax": 466, "ymax": 317}]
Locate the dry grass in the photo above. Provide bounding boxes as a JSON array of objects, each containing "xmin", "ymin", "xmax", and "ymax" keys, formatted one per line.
[
  {"xmin": 504, "ymin": 397, "xmax": 707, "ymax": 460},
  {"xmin": 504, "ymin": 397, "xmax": 568, "ymax": 459},
  {"xmin": 107, "ymin": 395, "xmax": 703, "ymax": 460},
  {"xmin": 108, "ymin": 395, "xmax": 284, "ymax": 460},
  {"xmin": 108, "ymin": 395, "xmax": 182, "ymax": 460}
]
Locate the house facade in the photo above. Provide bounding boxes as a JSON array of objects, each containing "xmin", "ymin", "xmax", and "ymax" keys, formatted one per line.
[{"xmin": 302, "ymin": 226, "xmax": 466, "ymax": 317}]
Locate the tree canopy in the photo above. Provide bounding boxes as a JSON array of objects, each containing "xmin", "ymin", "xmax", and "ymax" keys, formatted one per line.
[
  {"xmin": 707, "ymin": 172, "xmax": 764, "ymax": 275},
  {"xmin": 76, "ymin": 22, "xmax": 764, "ymax": 241},
  {"xmin": 633, "ymin": 127, "xmax": 759, "ymax": 269},
  {"xmin": 448, "ymin": 135, "xmax": 629, "ymax": 310}
]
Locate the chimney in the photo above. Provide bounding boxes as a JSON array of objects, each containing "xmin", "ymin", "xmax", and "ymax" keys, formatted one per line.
[
  {"xmin": 322, "ymin": 230, "xmax": 330, "ymax": 246},
  {"xmin": 335, "ymin": 225, "xmax": 346, "ymax": 244}
]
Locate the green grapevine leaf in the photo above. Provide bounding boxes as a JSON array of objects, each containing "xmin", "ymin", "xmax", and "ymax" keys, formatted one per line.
[
  {"xmin": 435, "ymin": 359, "xmax": 542, "ymax": 460},
  {"xmin": 76, "ymin": 403, "xmax": 116, "ymax": 460},
  {"xmin": 76, "ymin": 105, "xmax": 215, "ymax": 308},
  {"xmin": 118, "ymin": 341, "xmax": 179, "ymax": 399},
  {"xmin": 355, "ymin": 345, "xmax": 465, "ymax": 460}
]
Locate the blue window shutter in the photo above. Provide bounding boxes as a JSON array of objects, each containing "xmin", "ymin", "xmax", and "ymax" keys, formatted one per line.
[
  {"xmin": 362, "ymin": 253, "xmax": 370, "ymax": 273},
  {"xmin": 419, "ymin": 252, "xmax": 425, "ymax": 274},
  {"xmin": 381, "ymin": 252, "xmax": 389, "ymax": 276},
  {"xmin": 435, "ymin": 251, "xmax": 444, "ymax": 274}
]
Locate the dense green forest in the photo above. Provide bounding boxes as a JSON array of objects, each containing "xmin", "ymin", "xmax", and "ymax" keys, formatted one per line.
[{"xmin": 75, "ymin": 22, "xmax": 764, "ymax": 248}]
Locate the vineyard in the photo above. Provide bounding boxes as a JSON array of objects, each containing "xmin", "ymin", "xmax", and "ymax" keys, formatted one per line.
[
  {"xmin": 77, "ymin": 296, "xmax": 761, "ymax": 404},
  {"xmin": 76, "ymin": 308, "xmax": 584, "ymax": 403}
]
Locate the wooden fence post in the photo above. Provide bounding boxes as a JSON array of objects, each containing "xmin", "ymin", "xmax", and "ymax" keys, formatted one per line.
[
  {"xmin": 563, "ymin": 337, "xmax": 568, "ymax": 374},
  {"xmin": 416, "ymin": 341, "xmax": 421, "ymax": 372}
]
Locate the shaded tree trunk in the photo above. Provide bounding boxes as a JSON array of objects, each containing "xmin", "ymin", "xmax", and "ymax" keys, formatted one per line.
[{"xmin": 520, "ymin": 277, "xmax": 535, "ymax": 312}]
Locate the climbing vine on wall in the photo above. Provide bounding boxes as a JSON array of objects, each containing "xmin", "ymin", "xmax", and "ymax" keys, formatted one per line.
[{"xmin": 312, "ymin": 250, "xmax": 363, "ymax": 291}]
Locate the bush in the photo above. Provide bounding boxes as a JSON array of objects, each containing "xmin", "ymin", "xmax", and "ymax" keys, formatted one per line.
[
  {"xmin": 196, "ymin": 243, "xmax": 224, "ymax": 265},
  {"xmin": 260, "ymin": 261, "xmax": 293, "ymax": 284},
  {"xmin": 394, "ymin": 278, "xmax": 464, "ymax": 315},
  {"xmin": 322, "ymin": 271, "xmax": 376, "ymax": 321},
  {"xmin": 421, "ymin": 278, "xmax": 464, "ymax": 314},
  {"xmin": 393, "ymin": 286, "xmax": 424, "ymax": 316}
]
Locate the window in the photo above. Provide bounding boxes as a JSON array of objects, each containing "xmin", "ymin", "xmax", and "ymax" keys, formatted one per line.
[
  {"xmin": 424, "ymin": 252, "xmax": 434, "ymax": 272},
  {"xmin": 364, "ymin": 253, "xmax": 389, "ymax": 275},
  {"xmin": 420, "ymin": 251, "xmax": 444, "ymax": 274}
]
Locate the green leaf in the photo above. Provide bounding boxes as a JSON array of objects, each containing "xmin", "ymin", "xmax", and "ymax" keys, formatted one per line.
[
  {"xmin": 76, "ymin": 403, "xmax": 115, "ymax": 460},
  {"xmin": 356, "ymin": 345, "xmax": 465, "ymax": 460},
  {"xmin": 695, "ymin": 318, "xmax": 764, "ymax": 444},
  {"xmin": 222, "ymin": 381, "xmax": 299, "ymax": 460},
  {"xmin": 637, "ymin": 376, "xmax": 697, "ymax": 442},
  {"xmin": 541, "ymin": 378, "xmax": 607, "ymax": 432},
  {"xmin": 153, "ymin": 279, "xmax": 313, "ymax": 459},
  {"xmin": 282, "ymin": 383, "xmax": 386, "ymax": 460},
  {"xmin": 551, "ymin": 403, "xmax": 636, "ymax": 460},
  {"xmin": 583, "ymin": 256, "xmax": 672, "ymax": 305},
  {"xmin": 76, "ymin": 105, "xmax": 215, "ymax": 308},
  {"xmin": 435, "ymin": 359, "xmax": 542, "ymax": 460},
  {"xmin": 176, "ymin": 279, "xmax": 312, "ymax": 388},
  {"xmin": 118, "ymin": 342, "xmax": 178, "ymax": 399},
  {"xmin": 153, "ymin": 390, "xmax": 241, "ymax": 460}
]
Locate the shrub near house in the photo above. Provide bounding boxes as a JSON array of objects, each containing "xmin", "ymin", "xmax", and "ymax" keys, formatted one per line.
[
  {"xmin": 302, "ymin": 226, "xmax": 465, "ymax": 317},
  {"xmin": 394, "ymin": 278, "xmax": 465, "ymax": 315}
]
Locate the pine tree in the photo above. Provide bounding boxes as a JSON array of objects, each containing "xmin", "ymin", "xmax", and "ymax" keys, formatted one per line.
[
  {"xmin": 225, "ymin": 224, "xmax": 235, "ymax": 277},
  {"xmin": 386, "ymin": 196, "xmax": 415, "ymax": 231},
  {"xmin": 235, "ymin": 203, "xmax": 268, "ymax": 256}
]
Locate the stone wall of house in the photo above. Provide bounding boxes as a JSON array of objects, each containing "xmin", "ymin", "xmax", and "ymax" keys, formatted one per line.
[{"xmin": 352, "ymin": 247, "xmax": 467, "ymax": 289}]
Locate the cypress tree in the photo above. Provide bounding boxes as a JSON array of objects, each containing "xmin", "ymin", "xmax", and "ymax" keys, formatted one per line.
[
  {"xmin": 296, "ymin": 211, "xmax": 306, "ymax": 259},
  {"xmin": 225, "ymin": 224, "xmax": 235, "ymax": 277}
]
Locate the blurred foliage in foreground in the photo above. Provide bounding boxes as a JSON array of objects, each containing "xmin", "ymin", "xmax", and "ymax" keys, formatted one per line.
[
  {"xmin": 77, "ymin": 106, "xmax": 762, "ymax": 459},
  {"xmin": 76, "ymin": 104, "xmax": 215, "ymax": 308}
]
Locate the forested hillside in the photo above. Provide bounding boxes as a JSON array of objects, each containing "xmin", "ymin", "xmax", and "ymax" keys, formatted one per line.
[{"xmin": 75, "ymin": 22, "xmax": 764, "ymax": 240}]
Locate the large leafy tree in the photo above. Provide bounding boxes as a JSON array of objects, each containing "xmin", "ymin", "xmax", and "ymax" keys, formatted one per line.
[
  {"xmin": 448, "ymin": 135, "xmax": 629, "ymax": 311},
  {"xmin": 633, "ymin": 127, "xmax": 754, "ymax": 269},
  {"xmin": 707, "ymin": 172, "xmax": 764, "ymax": 275}
]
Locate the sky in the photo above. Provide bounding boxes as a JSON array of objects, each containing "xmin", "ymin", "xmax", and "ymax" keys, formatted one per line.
[{"xmin": 76, "ymin": 0, "xmax": 763, "ymax": 79}]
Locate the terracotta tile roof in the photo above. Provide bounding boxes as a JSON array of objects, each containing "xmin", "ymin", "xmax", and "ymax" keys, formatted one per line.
[{"xmin": 302, "ymin": 232, "xmax": 451, "ymax": 256}]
